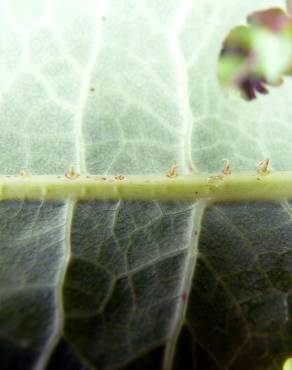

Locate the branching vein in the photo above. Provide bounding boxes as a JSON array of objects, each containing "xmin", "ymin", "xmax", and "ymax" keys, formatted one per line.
[{"xmin": 168, "ymin": 0, "xmax": 196, "ymax": 173}]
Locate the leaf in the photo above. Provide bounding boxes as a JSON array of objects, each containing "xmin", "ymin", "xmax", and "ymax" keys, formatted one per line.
[
  {"xmin": 189, "ymin": 202, "xmax": 292, "ymax": 369},
  {"xmin": 0, "ymin": 1, "xmax": 291, "ymax": 370}
]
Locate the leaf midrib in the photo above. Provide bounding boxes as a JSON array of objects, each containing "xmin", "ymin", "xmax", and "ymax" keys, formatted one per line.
[{"xmin": 0, "ymin": 172, "xmax": 292, "ymax": 202}]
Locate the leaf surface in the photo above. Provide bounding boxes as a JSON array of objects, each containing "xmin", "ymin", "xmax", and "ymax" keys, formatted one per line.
[{"xmin": 0, "ymin": 1, "xmax": 291, "ymax": 369}]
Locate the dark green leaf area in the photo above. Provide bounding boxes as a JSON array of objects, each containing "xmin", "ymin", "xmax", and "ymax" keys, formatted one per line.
[
  {"xmin": 0, "ymin": 201, "xmax": 66, "ymax": 370},
  {"xmin": 188, "ymin": 202, "xmax": 292, "ymax": 370},
  {"xmin": 46, "ymin": 338, "xmax": 90, "ymax": 370},
  {"xmin": 0, "ymin": 336, "xmax": 39, "ymax": 370},
  {"xmin": 63, "ymin": 201, "xmax": 193, "ymax": 370}
]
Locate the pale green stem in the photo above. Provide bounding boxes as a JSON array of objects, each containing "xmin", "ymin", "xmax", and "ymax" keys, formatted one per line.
[{"xmin": 1, "ymin": 172, "xmax": 292, "ymax": 202}]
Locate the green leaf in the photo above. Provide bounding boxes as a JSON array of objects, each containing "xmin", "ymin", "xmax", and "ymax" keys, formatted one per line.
[{"xmin": 0, "ymin": 1, "xmax": 291, "ymax": 370}]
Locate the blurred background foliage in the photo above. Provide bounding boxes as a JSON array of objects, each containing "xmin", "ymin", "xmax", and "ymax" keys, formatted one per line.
[
  {"xmin": 218, "ymin": 3, "xmax": 292, "ymax": 100},
  {"xmin": 284, "ymin": 357, "xmax": 292, "ymax": 370}
]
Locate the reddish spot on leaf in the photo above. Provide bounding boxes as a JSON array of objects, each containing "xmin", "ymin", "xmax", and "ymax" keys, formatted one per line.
[{"xmin": 181, "ymin": 292, "xmax": 188, "ymax": 301}]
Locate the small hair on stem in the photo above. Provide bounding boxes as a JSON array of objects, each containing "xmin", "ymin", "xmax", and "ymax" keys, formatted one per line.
[
  {"xmin": 256, "ymin": 158, "xmax": 270, "ymax": 175},
  {"xmin": 222, "ymin": 159, "xmax": 232, "ymax": 175},
  {"xmin": 65, "ymin": 165, "xmax": 80, "ymax": 180},
  {"xmin": 166, "ymin": 164, "xmax": 177, "ymax": 178}
]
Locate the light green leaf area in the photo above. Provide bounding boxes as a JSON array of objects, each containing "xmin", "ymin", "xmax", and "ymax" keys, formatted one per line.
[{"xmin": 1, "ymin": 1, "xmax": 292, "ymax": 370}]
